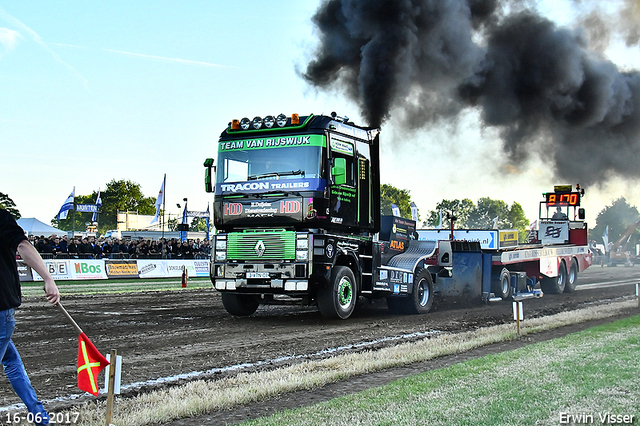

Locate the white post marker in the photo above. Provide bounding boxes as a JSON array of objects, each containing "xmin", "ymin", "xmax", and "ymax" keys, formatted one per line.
[
  {"xmin": 104, "ymin": 350, "xmax": 122, "ymax": 426},
  {"xmin": 513, "ymin": 301, "xmax": 523, "ymax": 335},
  {"xmin": 104, "ymin": 353, "xmax": 122, "ymax": 394}
]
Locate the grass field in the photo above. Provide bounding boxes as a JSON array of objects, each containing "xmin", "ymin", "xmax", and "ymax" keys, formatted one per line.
[
  {"xmin": 20, "ymin": 277, "xmax": 213, "ymax": 296},
  {"xmin": 240, "ymin": 314, "xmax": 640, "ymax": 426}
]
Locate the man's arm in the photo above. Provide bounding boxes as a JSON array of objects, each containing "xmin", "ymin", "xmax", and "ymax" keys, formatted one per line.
[{"xmin": 17, "ymin": 240, "xmax": 60, "ymax": 305}]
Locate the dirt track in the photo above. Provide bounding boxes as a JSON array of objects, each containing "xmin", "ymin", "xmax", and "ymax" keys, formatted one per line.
[{"xmin": 1, "ymin": 266, "xmax": 639, "ymax": 418}]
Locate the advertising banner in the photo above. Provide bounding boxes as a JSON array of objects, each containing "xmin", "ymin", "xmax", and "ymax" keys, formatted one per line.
[
  {"xmin": 70, "ymin": 260, "xmax": 107, "ymax": 280},
  {"xmin": 417, "ymin": 229, "xmax": 498, "ymax": 250},
  {"xmin": 166, "ymin": 261, "xmax": 196, "ymax": 278},
  {"xmin": 19, "ymin": 258, "xmax": 211, "ymax": 281},
  {"xmin": 499, "ymin": 230, "xmax": 519, "ymax": 248},
  {"xmin": 17, "ymin": 261, "xmax": 34, "ymax": 282},
  {"xmin": 539, "ymin": 220, "xmax": 569, "ymax": 245},
  {"xmin": 136, "ymin": 259, "xmax": 168, "ymax": 278},
  {"xmin": 193, "ymin": 260, "xmax": 210, "ymax": 277},
  {"xmin": 30, "ymin": 259, "xmax": 74, "ymax": 281},
  {"xmin": 105, "ymin": 261, "xmax": 139, "ymax": 278}
]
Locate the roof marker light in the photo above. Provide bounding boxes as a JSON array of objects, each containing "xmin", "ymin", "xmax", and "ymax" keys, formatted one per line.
[
  {"xmin": 231, "ymin": 119, "xmax": 240, "ymax": 130},
  {"xmin": 264, "ymin": 115, "xmax": 275, "ymax": 128},
  {"xmin": 252, "ymin": 116, "xmax": 263, "ymax": 130},
  {"xmin": 276, "ymin": 113, "xmax": 287, "ymax": 127},
  {"xmin": 240, "ymin": 117, "xmax": 251, "ymax": 130},
  {"xmin": 291, "ymin": 113, "xmax": 300, "ymax": 125}
]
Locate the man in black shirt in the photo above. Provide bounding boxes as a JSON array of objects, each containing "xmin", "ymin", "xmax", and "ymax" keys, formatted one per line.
[{"xmin": 1, "ymin": 209, "xmax": 60, "ymax": 425}]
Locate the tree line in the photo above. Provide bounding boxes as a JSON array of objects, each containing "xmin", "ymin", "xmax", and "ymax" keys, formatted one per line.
[{"xmin": 2, "ymin": 183, "xmax": 639, "ymax": 248}]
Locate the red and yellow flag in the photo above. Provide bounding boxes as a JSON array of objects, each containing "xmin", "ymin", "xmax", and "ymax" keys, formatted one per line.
[{"xmin": 77, "ymin": 332, "xmax": 109, "ymax": 396}]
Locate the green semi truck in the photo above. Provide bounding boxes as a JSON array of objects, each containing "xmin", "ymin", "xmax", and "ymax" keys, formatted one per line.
[{"xmin": 204, "ymin": 113, "xmax": 591, "ymax": 319}]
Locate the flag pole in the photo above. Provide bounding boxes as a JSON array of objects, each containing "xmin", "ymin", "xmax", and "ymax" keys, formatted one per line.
[
  {"xmin": 56, "ymin": 302, "xmax": 84, "ymax": 335},
  {"xmin": 162, "ymin": 173, "xmax": 166, "ymax": 239}
]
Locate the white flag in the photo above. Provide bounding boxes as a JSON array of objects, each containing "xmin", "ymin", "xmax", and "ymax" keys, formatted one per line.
[
  {"xmin": 150, "ymin": 176, "xmax": 165, "ymax": 224},
  {"xmin": 391, "ymin": 203, "xmax": 400, "ymax": 217},
  {"xmin": 56, "ymin": 189, "xmax": 74, "ymax": 220},
  {"xmin": 410, "ymin": 202, "xmax": 418, "ymax": 222}
]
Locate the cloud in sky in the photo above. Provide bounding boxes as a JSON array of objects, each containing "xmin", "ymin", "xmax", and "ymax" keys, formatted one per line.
[
  {"xmin": 0, "ymin": 6, "xmax": 89, "ymax": 88},
  {"xmin": 0, "ymin": 27, "xmax": 21, "ymax": 55}
]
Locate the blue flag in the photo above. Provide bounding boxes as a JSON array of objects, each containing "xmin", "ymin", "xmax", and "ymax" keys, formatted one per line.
[
  {"xmin": 57, "ymin": 189, "xmax": 75, "ymax": 220},
  {"xmin": 91, "ymin": 191, "xmax": 101, "ymax": 222}
]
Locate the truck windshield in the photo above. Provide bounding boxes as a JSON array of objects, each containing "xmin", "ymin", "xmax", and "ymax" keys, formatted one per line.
[{"xmin": 217, "ymin": 145, "xmax": 323, "ymax": 184}]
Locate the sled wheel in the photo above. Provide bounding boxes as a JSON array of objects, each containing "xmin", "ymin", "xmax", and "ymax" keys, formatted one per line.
[
  {"xmin": 564, "ymin": 259, "xmax": 579, "ymax": 293},
  {"xmin": 387, "ymin": 269, "xmax": 434, "ymax": 315},
  {"xmin": 541, "ymin": 261, "xmax": 567, "ymax": 294}
]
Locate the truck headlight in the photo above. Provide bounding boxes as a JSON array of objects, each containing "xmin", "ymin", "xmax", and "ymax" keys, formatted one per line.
[
  {"xmin": 216, "ymin": 238, "xmax": 227, "ymax": 250},
  {"xmin": 296, "ymin": 235, "xmax": 309, "ymax": 261},
  {"xmin": 215, "ymin": 251, "xmax": 226, "ymax": 261}
]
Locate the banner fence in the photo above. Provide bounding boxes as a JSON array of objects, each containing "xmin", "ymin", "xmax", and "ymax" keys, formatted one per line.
[{"xmin": 18, "ymin": 259, "xmax": 210, "ymax": 282}]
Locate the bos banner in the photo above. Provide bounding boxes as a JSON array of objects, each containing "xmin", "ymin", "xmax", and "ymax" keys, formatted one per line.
[{"xmin": 19, "ymin": 259, "xmax": 211, "ymax": 282}]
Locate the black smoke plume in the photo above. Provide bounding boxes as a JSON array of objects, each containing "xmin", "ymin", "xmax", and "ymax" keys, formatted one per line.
[{"xmin": 302, "ymin": 0, "xmax": 640, "ymax": 185}]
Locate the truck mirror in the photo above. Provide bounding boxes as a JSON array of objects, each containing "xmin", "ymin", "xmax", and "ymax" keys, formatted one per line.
[
  {"xmin": 578, "ymin": 208, "xmax": 585, "ymax": 220},
  {"xmin": 332, "ymin": 157, "xmax": 347, "ymax": 185},
  {"xmin": 204, "ymin": 158, "xmax": 215, "ymax": 193}
]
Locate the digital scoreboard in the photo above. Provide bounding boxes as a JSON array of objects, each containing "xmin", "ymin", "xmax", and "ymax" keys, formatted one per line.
[{"xmin": 545, "ymin": 192, "xmax": 581, "ymax": 207}]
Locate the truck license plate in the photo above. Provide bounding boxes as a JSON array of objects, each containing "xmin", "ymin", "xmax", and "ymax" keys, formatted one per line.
[{"xmin": 247, "ymin": 272, "xmax": 269, "ymax": 279}]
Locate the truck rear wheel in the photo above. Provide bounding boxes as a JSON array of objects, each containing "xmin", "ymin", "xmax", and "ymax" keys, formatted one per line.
[
  {"xmin": 387, "ymin": 269, "xmax": 434, "ymax": 315},
  {"xmin": 541, "ymin": 261, "xmax": 567, "ymax": 294},
  {"xmin": 221, "ymin": 293, "xmax": 260, "ymax": 316},
  {"xmin": 318, "ymin": 266, "xmax": 357, "ymax": 319},
  {"xmin": 564, "ymin": 258, "xmax": 579, "ymax": 293}
]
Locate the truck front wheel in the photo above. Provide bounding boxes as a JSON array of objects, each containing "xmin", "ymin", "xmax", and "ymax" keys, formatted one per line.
[
  {"xmin": 221, "ymin": 293, "xmax": 260, "ymax": 316},
  {"xmin": 318, "ymin": 266, "xmax": 357, "ymax": 319},
  {"xmin": 387, "ymin": 269, "xmax": 434, "ymax": 315}
]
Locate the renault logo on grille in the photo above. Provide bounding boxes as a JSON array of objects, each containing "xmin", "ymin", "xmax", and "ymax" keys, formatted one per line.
[{"xmin": 255, "ymin": 240, "xmax": 266, "ymax": 257}]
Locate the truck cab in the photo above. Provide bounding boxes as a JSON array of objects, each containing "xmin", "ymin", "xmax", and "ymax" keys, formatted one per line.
[{"xmin": 205, "ymin": 113, "xmax": 384, "ymax": 318}]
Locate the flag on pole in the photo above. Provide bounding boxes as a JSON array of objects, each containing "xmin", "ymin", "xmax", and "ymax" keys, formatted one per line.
[
  {"xmin": 77, "ymin": 332, "xmax": 110, "ymax": 396},
  {"xmin": 180, "ymin": 202, "xmax": 188, "ymax": 242},
  {"xmin": 150, "ymin": 176, "xmax": 165, "ymax": 225},
  {"xmin": 410, "ymin": 202, "xmax": 418, "ymax": 222},
  {"xmin": 435, "ymin": 208, "xmax": 443, "ymax": 229},
  {"xmin": 391, "ymin": 203, "xmax": 400, "ymax": 217},
  {"xmin": 56, "ymin": 189, "xmax": 75, "ymax": 220},
  {"xmin": 205, "ymin": 203, "xmax": 210, "ymax": 240},
  {"xmin": 91, "ymin": 191, "xmax": 102, "ymax": 222},
  {"xmin": 603, "ymin": 225, "xmax": 609, "ymax": 252}
]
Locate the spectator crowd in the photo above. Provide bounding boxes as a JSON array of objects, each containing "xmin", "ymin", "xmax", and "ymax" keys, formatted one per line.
[{"xmin": 28, "ymin": 234, "xmax": 211, "ymax": 260}]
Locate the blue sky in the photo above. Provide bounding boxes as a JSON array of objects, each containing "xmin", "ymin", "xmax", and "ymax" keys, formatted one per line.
[{"xmin": 1, "ymin": 0, "xmax": 639, "ymax": 227}]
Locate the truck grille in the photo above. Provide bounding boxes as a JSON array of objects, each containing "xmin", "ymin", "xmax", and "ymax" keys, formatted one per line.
[{"xmin": 227, "ymin": 230, "xmax": 296, "ymax": 261}]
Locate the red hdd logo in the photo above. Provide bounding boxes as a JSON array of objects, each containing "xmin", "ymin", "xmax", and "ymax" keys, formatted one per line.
[
  {"xmin": 225, "ymin": 203, "xmax": 243, "ymax": 216},
  {"xmin": 280, "ymin": 200, "xmax": 301, "ymax": 214}
]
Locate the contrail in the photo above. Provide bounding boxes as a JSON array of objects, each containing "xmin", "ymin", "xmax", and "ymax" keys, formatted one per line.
[{"xmin": 104, "ymin": 48, "xmax": 233, "ymax": 68}]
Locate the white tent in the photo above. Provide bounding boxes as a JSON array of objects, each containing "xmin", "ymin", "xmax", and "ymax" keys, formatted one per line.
[{"xmin": 17, "ymin": 217, "xmax": 64, "ymax": 237}]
